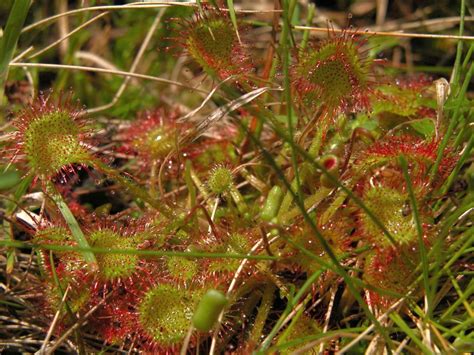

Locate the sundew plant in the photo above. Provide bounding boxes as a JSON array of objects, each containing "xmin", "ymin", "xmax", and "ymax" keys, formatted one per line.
[{"xmin": 0, "ymin": 0, "xmax": 473, "ymax": 354}]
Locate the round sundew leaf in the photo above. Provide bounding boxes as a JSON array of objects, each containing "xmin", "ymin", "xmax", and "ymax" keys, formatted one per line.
[
  {"xmin": 192, "ymin": 19, "xmax": 235, "ymax": 62},
  {"xmin": 138, "ymin": 284, "xmax": 202, "ymax": 346},
  {"xmin": 166, "ymin": 256, "xmax": 198, "ymax": 282},
  {"xmin": 363, "ymin": 249, "xmax": 418, "ymax": 306},
  {"xmin": 23, "ymin": 111, "xmax": 91, "ymax": 179},
  {"xmin": 293, "ymin": 32, "xmax": 373, "ymax": 113},
  {"xmin": 88, "ymin": 230, "xmax": 139, "ymax": 280},
  {"xmin": 361, "ymin": 186, "xmax": 418, "ymax": 248},
  {"xmin": 136, "ymin": 126, "xmax": 176, "ymax": 159},
  {"xmin": 180, "ymin": 10, "xmax": 252, "ymax": 80},
  {"xmin": 186, "ymin": 18, "xmax": 236, "ymax": 75},
  {"xmin": 207, "ymin": 166, "xmax": 233, "ymax": 194}
]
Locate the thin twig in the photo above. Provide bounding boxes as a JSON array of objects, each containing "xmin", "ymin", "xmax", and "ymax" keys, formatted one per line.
[
  {"xmin": 294, "ymin": 25, "xmax": 474, "ymax": 41},
  {"xmin": 178, "ymin": 76, "xmax": 235, "ymax": 123},
  {"xmin": 28, "ymin": 12, "xmax": 109, "ymax": 60},
  {"xmin": 39, "ymin": 286, "xmax": 71, "ymax": 354},
  {"xmin": 394, "ymin": 337, "xmax": 410, "ymax": 355},
  {"xmin": 8, "ymin": 62, "xmax": 209, "ymax": 94},
  {"xmin": 338, "ymin": 294, "xmax": 411, "ymax": 354},
  {"xmin": 55, "ymin": 0, "xmax": 69, "ymax": 58},
  {"xmin": 209, "ymin": 235, "xmax": 279, "ymax": 354},
  {"xmin": 318, "ymin": 285, "xmax": 337, "ymax": 353},
  {"xmin": 21, "ymin": 3, "xmax": 281, "ymax": 34},
  {"xmin": 370, "ymin": 16, "xmax": 474, "ymax": 32},
  {"xmin": 87, "ymin": 8, "xmax": 166, "ymax": 113},
  {"xmin": 74, "ymin": 51, "xmax": 119, "ymax": 71},
  {"xmin": 45, "ymin": 296, "xmax": 109, "ymax": 354},
  {"xmin": 179, "ymin": 325, "xmax": 194, "ymax": 355}
]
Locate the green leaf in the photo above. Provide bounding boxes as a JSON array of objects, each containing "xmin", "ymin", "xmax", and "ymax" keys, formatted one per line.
[
  {"xmin": 46, "ymin": 181, "xmax": 98, "ymax": 270},
  {"xmin": 0, "ymin": 169, "xmax": 21, "ymax": 190},
  {"xmin": 227, "ymin": 0, "xmax": 241, "ymax": 44},
  {"xmin": 410, "ymin": 118, "xmax": 435, "ymax": 138},
  {"xmin": 390, "ymin": 313, "xmax": 433, "ymax": 354},
  {"xmin": 0, "ymin": 0, "xmax": 31, "ymax": 105}
]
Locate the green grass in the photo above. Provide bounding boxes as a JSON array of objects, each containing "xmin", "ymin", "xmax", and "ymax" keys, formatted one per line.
[{"xmin": 0, "ymin": 1, "xmax": 472, "ymax": 353}]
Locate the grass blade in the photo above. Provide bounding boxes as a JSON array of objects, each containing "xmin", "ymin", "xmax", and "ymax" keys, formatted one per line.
[
  {"xmin": 0, "ymin": 239, "xmax": 278, "ymax": 261},
  {"xmin": 0, "ymin": 0, "xmax": 31, "ymax": 106},
  {"xmin": 226, "ymin": 0, "xmax": 241, "ymax": 44},
  {"xmin": 390, "ymin": 313, "xmax": 432, "ymax": 354},
  {"xmin": 46, "ymin": 181, "xmax": 98, "ymax": 270},
  {"xmin": 400, "ymin": 156, "xmax": 431, "ymax": 315}
]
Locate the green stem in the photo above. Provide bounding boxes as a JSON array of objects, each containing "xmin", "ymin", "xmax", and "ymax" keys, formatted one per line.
[
  {"xmin": 0, "ymin": 239, "xmax": 278, "ymax": 261},
  {"xmin": 2, "ymin": 173, "xmax": 33, "ymax": 274},
  {"xmin": 46, "ymin": 181, "xmax": 97, "ymax": 269},
  {"xmin": 299, "ymin": 4, "xmax": 315, "ymax": 55},
  {"xmin": 189, "ymin": 166, "xmax": 213, "ymax": 210},
  {"xmin": 276, "ymin": 294, "xmax": 311, "ymax": 346},
  {"xmin": 281, "ymin": 0, "xmax": 301, "ymax": 203},
  {"xmin": 440, "ymin": 134, "xmax": 473, "ymax": 195},
  {"xmin": 400, "ymin": 156, "xmax": 431, "ymax": 316},
  {"xmin": 452, "ymin": 108, "xmax": 473, "ymax": 149},
  {"xmin": 258, "ymin": 269, "xmax": 324, "ymax": 352},
  {"xmin": 245, "ymin": 124, "xmax": 395, "ymax": 352},
  {"xmin": 390, "ymin": 313, "xmax": 432, "ymax": 355}
]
